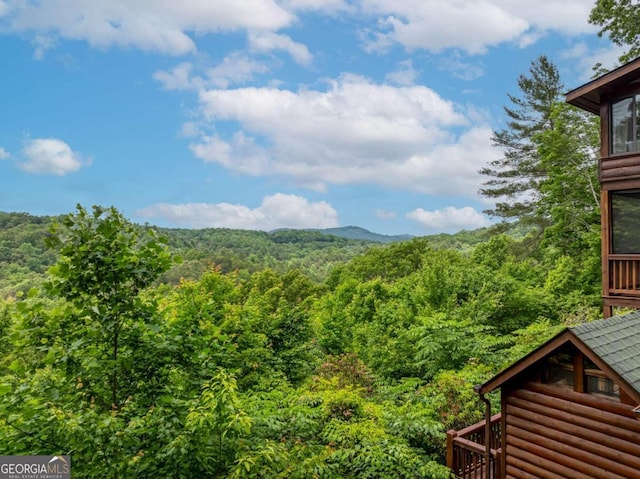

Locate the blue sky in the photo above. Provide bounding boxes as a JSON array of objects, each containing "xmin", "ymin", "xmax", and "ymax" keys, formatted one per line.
[{"xmin": 0, "ymin": 0, "xmax": 622, "ymax": 236}]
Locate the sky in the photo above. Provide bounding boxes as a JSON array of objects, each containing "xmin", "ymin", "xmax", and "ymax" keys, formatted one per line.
[{"xmin": 0, "ymin": 0, "xmax": 624, "ymax": 236}]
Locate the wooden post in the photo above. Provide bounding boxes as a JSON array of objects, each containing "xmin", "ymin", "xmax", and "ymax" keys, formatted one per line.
[
  {"xmin": 602, "ymin": 189, "xmax": 611, "ymax": 318},
  {"xmin": 495, "ymin": 448, "xmax": 502, "ymax": 479},
  {"xmin": 446, "ymin": 429, "xmax": 456, "ymax": 472}
]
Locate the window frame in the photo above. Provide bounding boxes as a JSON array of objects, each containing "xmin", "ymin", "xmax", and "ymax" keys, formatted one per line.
[{"xmin": 611, "ymin": 94, "xmax": 640, "ymax": 155}]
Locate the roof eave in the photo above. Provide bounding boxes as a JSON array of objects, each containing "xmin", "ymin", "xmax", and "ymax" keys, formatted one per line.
[
  {"xmin": 477, "ymin": 329, "xmax": 572, "ymax": 395},
  {"xmin": 566, "ymin": 56, "xmax": 640, "ymax": 114},
  {"xmin": 477, "ymin": 329, "xmax": 640, "ymax": 405}
]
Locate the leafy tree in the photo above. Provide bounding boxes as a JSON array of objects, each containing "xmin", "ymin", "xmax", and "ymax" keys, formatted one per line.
[
  {"xmin": 590, "ymin": 0, "xmax": 640, "ymax": 63},
  {"xmin": 534, "ymin": 102, "xmax": 600, "ymax": 256},
  {"xmin": 480, "ymin": 55, "xmax": 564, "ymax": 223},
  {"xmin": 44, "ymin": 205, "xmax": 173, "ymax": 410},
  {"xmin": 183, "ymin": 369, "xmax": 253, "ymax": 475},
  {"xmin": 0, "ymin": 206, "xmax": 188, "ymax": 478}
]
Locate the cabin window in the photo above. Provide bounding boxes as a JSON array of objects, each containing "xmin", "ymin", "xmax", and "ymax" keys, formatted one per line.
[
  {"xmin": 543, "ymin": 350, "xmax": 574, "ymax": 389},
  {"xmin": 584, "ymin": 358, "xmax": 619, "ymax": 399},
  {"xmin": 540, "ymin": 348, "xmax": 622, "ymax": 401},
  {"xmin": 611, "ymin": 190, "xmax": 640, "ymax": 254},
  {"xmin": 611, "ymin": 94, "xmax": 640, "ymax": 154}
]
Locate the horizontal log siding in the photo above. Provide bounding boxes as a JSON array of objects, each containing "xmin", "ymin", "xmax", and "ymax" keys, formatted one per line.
[
  {"xmin": 505, "ymin": 383, "xmax": 640, "ymax": 479},
  {"xmin": 600, "ymin": 155, "xmax": 640, "ymax": 183}
]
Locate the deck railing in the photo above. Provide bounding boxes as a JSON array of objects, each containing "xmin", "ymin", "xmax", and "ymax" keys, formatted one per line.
[
  {"xmin": 609, "ymin": 256, "xmax": 640, "ymax": 296},
  {"xmin": 446, "ymin": 413, "xmax": 501, "ymax": 479}
]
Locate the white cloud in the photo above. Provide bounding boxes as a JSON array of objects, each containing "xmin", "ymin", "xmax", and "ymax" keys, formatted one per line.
[
  {"xmin": 191, "ymin": 76, "xmax": 497, "ymax": 198},
  {"xmin": 249, "ymin": 32, "xmax": 313, "ymax": 65},
  {"xmin": 3, "ymin": 0, "xmax": 293, "ymax": 56},
  {"xmin": 136, "ymin": 193, "xmax": 339, "ymax": 230},
  {"xmin": 153, "ymin": 62, "xmax": 197, "ymax": 91},
  {"xmin": 206, "ymin": 53, "xmax": 270, "ymax": 88},
  {"xmin": 154, "ymin": 54, "xmax": 270, "ymax": 91},
  {"xmin": 407, "ymin": 206, "xmax": 490, "ymax": 233},
  {"xmin": 2, "ymin": 0, "xmax": 596, "ymax": 58},
  {"xmin": 360, "ymin": 0, "xmax": 596, "ymax": 54},
  {"xmin": 280, "ymin": 0, "xmax": 352, "ymax": 13},
  {"xmin": 19, "ymin": 138, "xmax": 87, "ymax": 175},
  {"xmin": 385, "ymin": 59, "xmax": 418, "ymax": 86},
  {"xmin": 0, "ymin": 147, "xmax": 9, "ymax": 160}
]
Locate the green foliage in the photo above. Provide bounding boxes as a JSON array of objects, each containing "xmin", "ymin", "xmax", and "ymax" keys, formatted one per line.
[
  {"xmin": 326, "ymin": 237, "xmax": 433, "ymax": 285},
  {"xmin": 184, "ymin": 369, "xmax": 253, "ymax": 475},
  {"xmin": 535, "ymin": 103, "xmax": 600, "ymax": 257},
  {"xmin": 0, "ymin": 212, "xmax": 58, "ymax": 298},
  {"xmin": 480, "ymin": 55, "xmax": 564, "ymax": 222},
  {"xmin": 44, "ymin": 205, "xmax": 174, "ymax": 410},
  {"xmin": 159, "ymin": 227, "xmax": 372, "ymax": 283},
  {"xmin": 422, "ymin": 366, "xmax": 494, "ymax": 432},
  {"xmin": 590, "ymin": 0, "xmax": 640, "ymax": 64},
  {"xmin": 315, "ymin": 354, "xmax": 376, "ymax": 394},
  {"xmin": 0, "ymin": 183, "xmax": 607, "ymax": 479}
]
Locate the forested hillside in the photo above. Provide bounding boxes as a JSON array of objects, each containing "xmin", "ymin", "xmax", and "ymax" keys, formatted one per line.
[
  {"xmin": 0, "ymin": 198, "xmax": 602, "ymax": 478},
  {"xmin": 0, "ymin": 211, "xmax": 491, "ymax": 298}
]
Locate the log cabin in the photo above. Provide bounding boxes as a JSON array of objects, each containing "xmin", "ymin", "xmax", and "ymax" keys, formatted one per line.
[
  {"xmin": 567, "ymin": 56, "xmax": 640, "ymax": 317},
  {"xmin": 447, "ymin": 311, "xmax": 640, "ymax": 478},
  {"xmin": 446, "ymin": 58, "xmax": 640, "ymax": 478}
]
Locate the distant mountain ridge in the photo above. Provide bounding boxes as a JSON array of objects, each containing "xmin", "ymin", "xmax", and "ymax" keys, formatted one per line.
[{"xmin": 315, "ymin": 226, "xmax": 413, "ymax": 243}]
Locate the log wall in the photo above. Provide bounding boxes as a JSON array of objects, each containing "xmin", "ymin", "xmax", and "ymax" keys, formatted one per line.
[
  {"xmin": 504, "ymin": 382, "xmax": 640, "ymax": 479},
  {"xmin": 600, "ymin": 155, "xmax": 640, "ymax": 184}
]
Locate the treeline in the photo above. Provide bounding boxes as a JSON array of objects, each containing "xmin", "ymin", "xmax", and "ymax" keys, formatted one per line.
[
  {"xmin": 0, "ymin": 210, "xmax": 491, "ymax": 298},
  {"xmin": 0, "ymin": 204, "xmax": 602, "ymax": 478}
]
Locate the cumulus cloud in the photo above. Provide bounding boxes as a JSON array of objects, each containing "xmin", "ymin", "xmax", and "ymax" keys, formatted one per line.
[
  {"xmin": 0, "ymin": 147, "xmax": 9, "ymax": 160},
  {"xmin": 360, "ymin": 0, "xmax": 596, "ymax": 54},
  {"xmin": 1, "ymin": 0, "xmax": 598, "ymax": 60},
  {"xmin": 407, "ymin": 206, "xmax": 490, "ymax": 233},
  {"xmin": 3, "ymin": 0, "xmax": 292, "ymax": 55},
  {"xmin": 190, "ymin": 76, "xmax": 497, "ymax": 198},
  {"xmin": 19, "ymin": 138, "xmax": 87, "ymax": 175},
  {"xmin": 2, "ymin": 0, "xmax": 596, "ymax": 59},
  {"xmin": 136, "ymin": 193, "xmax": 339, "ymax": 230},
  {"xmin": 249, "ymin": 32, "xmax": 313, "ymax": 65}
]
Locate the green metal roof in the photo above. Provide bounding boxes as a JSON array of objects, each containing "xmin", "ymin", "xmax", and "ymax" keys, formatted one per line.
[{"xmin": 571, "ymin": 310, "xmax": 640, "ymax": 394}]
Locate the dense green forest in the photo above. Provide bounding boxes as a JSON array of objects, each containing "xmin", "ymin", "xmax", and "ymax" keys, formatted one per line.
[
  {"xmin": 0, "ymin": 200, "xmax": 602, "ymax": 477},
  {"xmin": 4, "ymin": 5, "xmax": 640, "ymax": 473},
  {"xmin": 0, "ymin": 210, "xmax": 495, "ymax": 299}
]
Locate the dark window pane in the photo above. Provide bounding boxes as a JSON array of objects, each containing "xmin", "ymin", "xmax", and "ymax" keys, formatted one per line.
[
  {"xmin": 612, "ymin": 97, "xmax": 634, "ymax": 154},
  {"xmin": 612, "ymin": 190, "xmax": 640, "ymax": 254},
  {"xmin": 584, "ymin": 358, "xmax": 619, "ymax": 399},
  {"xmin": 544, "ymin": 349, "xmax": 574, "ymax": 389},
  {"xmin": 586, "ymin": 374, "xmax": 619, "ymax": 398}
]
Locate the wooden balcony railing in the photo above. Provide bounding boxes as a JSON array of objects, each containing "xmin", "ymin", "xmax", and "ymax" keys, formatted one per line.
[
  {"xmin": 609, "ymin": 256, "xmax": 640, "ymax": 296},
  {"xmin": 446, "ymin": 413, "xmax": 501, "ymax": 479}
]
